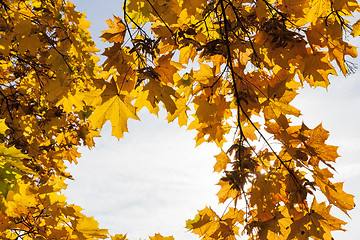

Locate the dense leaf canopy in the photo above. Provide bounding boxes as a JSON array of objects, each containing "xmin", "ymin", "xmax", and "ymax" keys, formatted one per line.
[{"xmin": 0, "ymin": 0, "xmax": 359, "ymax": 239}]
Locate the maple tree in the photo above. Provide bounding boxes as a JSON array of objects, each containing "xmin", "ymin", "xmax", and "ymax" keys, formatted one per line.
[{"xmin": 0, "ymin": 0, "xmax": 359, "ymax": 239}]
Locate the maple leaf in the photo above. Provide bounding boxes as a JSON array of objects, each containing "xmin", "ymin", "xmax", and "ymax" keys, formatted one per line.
[
  {"xmin": 351, "ymin": 19, "xmax": 360, "ymax": 37},
  {"xmin": 0, "ymin": 119, "xmax": 8, "ymax": 135},
  {"xmin": 186, "ymin": 207, "xmax": 218, "ymax": 237},
  {"xmin": 216, "ymin": 179, "xmax": 239, "ymax": 204},
  {"xmin": 179, "ymin": 44, "xmax": 197, "ymax": 64},
  {"xmin": 154, "ymin": 53, "xmax": 183, "ymax": 85},
  {"xmin": 306, "ymin": 0, "xmax": 331, "ymax": 22},
  {"xmin": 143, "ymin": 80, "xmax": 177, "ymax": 114},
  {"xmin": 73, "ymin": 216, "xmax": 108, "ymax": 239},
  {"xmin": 194, "ymin": 96, "xmax": 218, "ymax": 123},
  {"xmin": 101, "ymin": 16, "xmax": 126, "ymax": 44},
  {"xmin": 242, "ymin": 122, "xmax": 259, "ymax": 141},
  {"xmin": 149, "ymin": 233, "xmax": 175, "ymax": 240},
  {"xmin": 314, "ymin": 177, "xmax": 355, "ymax": 216},
  {"xmin": 300, "ymin": 51, "xmax": 335, "ymax": 88},
  {"xmin": 305, "ymin": 124, "xmax": 340, "ymax": 163},
  {"xmin": 88, "ymin": 95, "xmax": 139, "ymax": 140},
  {"xmin": 213, "ymin": 150, "xmax": 231, "ymax": 173},
  {"xmin": 166, "ymin": 97, "xmax": 189, "ymax": 126},
  {"xmin": 311, "ymin": 199, "xmax": 347, "ymax": 232},
  {"xmin": 111, "ymin": 234, "xmax": 129, "ymax": 240}
]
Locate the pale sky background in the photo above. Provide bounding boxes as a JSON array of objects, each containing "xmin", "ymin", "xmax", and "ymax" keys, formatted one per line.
[{"xmin": 64, "ymin": 1, "xmax": 360, "ymax": 239}]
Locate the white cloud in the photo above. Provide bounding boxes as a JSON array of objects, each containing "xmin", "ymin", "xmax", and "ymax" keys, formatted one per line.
[{"xmin": 65, "ymin": 111, "xmax": 221, "ymax": 239}]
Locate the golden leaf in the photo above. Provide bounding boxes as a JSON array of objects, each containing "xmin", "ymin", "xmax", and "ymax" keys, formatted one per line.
[
  {"xmin": 88, "ymin": 95, "xmax": 139, "ymax": 140},
  {"xmin": 111, "ymin": 234, "xmax": 129, "ymax": 240},
  {"xmin": 74, "ymin": 216, "xmax": 108, "ymax": 239},
  {"xmin": 101, "ymin": 16, "xmax": 126, "ymax": 44},
  {"xmin": 149, "ymin": 233, "xmax": 175, "ymax": 240},
  {"xmin": 0, "ymin": 119, "xmax": 8, "ymax": 135},
  {"xmin": 213, "ymin": 150, "xmax": 230, "ymax": 173},
  {"xmin": 351, "ymin": 19, "xmax": 360, "ymax": 37},
  {"xmin": 179, "ymin": 44, "xmax": 197, "ymax": 64},
  {"xmin": 216, "ymin": 180, "xmax": 239, "ymax": 204},
  {"xmin": 143, "ymin": 80, "xmax": 177, "ymax": 114}
]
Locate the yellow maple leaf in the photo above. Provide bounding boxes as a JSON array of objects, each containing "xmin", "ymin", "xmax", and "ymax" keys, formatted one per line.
[
  {"xmin": 193, "ymin": 96, "xmax": 217, "ymax": 123},
  {"xmin": 134, "ymin": 87, "xmax": 160, "ymax": 115},
  {"xmin": 242, "ymin": 122, "xmax": 259, "ymax": 141},
  {"xmin": 154, "ymin": 53, "xmax": 183, "ymax": 85},
  {"xmin": 126, "ymin": 1, "xmax": 151, "ymax": 26},
  {"xmin": 111, "ymin": 234, "xmax": 129, "ymax": 240},
  {"xmin": 351, "ymin": 18, "xmax": 360, "ymax": 37},
  {"xmin": 315, "ymin": 179, "xmax": 355, "ymax": 216},
  {"xmin": 0, "ymin": 143, "xmax": 29, "ymax": 160},
  {"xmin": 213, "ymin": 150, "xmax": 230, "ymax": 173},
  {"xmin": 300, "ymin": 51, "xmax": 335, "ymax": 88},
  {"xmin": 306, "ymin": 0, "xmax": 331, "ymax": 23},
  {"xmin": 88, "ymin": 95, "xmax": 139, "ymax": 140},
  {"xmin": 179, "ymin": 44, "xmax": 197, "ymax": 64},
  {"xmin": 74, "ymin": 216, "xmax": 108, "ymax": 239},
  {"xmin": 311, "ymin": 198, "xmax": 346, "ymax": 232},
  {"xmin": 143, "ymin": 80, "xmax": 177, "ymax": 114},
  {"xmin": 186, "ymin": 207, "xmax": 218, "ymax": 235},
  {"xmin": 216, "ymin": 179, "xmax": 239, "ymax": 204},
  {"xmin": 0, "ymin": 119, "xmax": 8, "ymax": 135},
  {"xmin": 101, "ymin": 15, "xmax": 126, "ymax": 44},
  {"xmin": 166, "ymin": 97, "xmax": 189, "ymax": 127},
  {"xmin": 305, "ymin": 124, "xmax": 340, "ymax": 162},
  {"xmin": 149, "ymin": 233, "xmax": 174, "ymax": 240}
]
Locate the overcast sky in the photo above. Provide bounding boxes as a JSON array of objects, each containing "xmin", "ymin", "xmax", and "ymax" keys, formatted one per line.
[{"xmin": 64, "ymin": 1, "xmax": 360, "ymax": 239}]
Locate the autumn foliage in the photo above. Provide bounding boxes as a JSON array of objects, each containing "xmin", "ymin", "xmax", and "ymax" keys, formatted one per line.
[{"xmin": 0, "ymin": 0, "xmax": 359, "ymax": 239}]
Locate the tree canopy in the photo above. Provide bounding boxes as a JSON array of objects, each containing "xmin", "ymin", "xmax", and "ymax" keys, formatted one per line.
[{"xmin": 0, "ymin": 0, "xmax": 359, "ymax": 239}]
